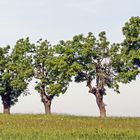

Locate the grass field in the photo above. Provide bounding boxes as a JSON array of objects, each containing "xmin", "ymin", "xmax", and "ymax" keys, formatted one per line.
[{"xmin": 0, "ymin": 114, "xmax": 140, "ymax": 140}]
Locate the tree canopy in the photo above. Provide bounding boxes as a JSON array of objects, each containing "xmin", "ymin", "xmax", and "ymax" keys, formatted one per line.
[{"xmin": 120, "ymin": 16, "xmax": 140, "ymax": 83}]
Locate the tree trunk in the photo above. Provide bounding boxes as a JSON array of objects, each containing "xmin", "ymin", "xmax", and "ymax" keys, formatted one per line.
[
  {"xmin": 43, "ymin": 96, "xmax": 52, "ymax": 114},
  {"xmin": 40, "ymin": 85, "xmax": 53, "ymax": 114},
  {"xmin": 95, "ymin": 89, "xmax": 106, "ymax": 118},
  {"xmin": 1, "ymin": 94, "xmax": 10, "ymax": 114},
  {"xmin": 41, "ymin": 94, "xmax": 53, "ymax": 114}
]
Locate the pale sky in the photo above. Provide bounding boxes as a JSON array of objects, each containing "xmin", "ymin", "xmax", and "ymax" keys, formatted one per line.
[{"xmin": 0, "ymin": 0, "xmax": 140, "ymax": 116}]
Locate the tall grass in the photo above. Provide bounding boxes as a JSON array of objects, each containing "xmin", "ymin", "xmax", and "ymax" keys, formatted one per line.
[{"xmin": 0, "ymin": 114, "xmax": 140, "ymax": 140}]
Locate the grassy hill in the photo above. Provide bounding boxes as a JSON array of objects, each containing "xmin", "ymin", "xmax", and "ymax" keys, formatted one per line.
[{"xmin": 0, "ymin": 114, "xmax": 140, "ymax": 140}]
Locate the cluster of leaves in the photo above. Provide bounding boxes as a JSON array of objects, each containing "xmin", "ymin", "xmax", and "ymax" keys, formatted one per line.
[
  {"xmin": 118, "ymin": 16, "xmax": 140, "ymax": 83},
  {"xmin": 0, "ymin": 46, "xmax": 10, "ymax": 94}
]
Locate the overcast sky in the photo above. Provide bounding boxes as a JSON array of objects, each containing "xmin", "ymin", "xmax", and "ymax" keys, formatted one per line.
[{"xmin": 0, "ymin": 0, "xmax": 140, "ymax": 116}]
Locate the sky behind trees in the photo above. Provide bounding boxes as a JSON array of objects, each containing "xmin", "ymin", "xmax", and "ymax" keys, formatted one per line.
[{"xmin": 0, "ymin": 0, "xmax": 140, "ymax": 116}]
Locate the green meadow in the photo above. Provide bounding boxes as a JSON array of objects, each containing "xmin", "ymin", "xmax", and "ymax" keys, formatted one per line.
[{"xmin": 0, "ymin": 114, "xmax": 140, "ymax": 140}]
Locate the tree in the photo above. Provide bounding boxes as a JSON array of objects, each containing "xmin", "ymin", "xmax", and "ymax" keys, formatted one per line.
[
  {"xmin": 0, "ymin": 38, "xmax": 33, "ymax": 114},
  {"xmin": 0, "ymin": 46, "xmax": 10, "ymax": 113},
  {"xmin": 120, "ymin": 16, "xmax": 140, "ymax": 83},
  {"xmin": 55, "ymin": 32, "xmax": 121, "ymax": 117},
  {"xmin": 33, "ymin": 39, "xmax": 72, "ymax": 114}
]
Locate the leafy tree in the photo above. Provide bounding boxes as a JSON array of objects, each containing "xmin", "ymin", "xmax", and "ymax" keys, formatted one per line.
[
  {"xmin": 0, "ymin": 46, "xmax": 10, "ymax": 113},
  {"xmin": 0, "ymin": 38, "xmax": 33, "ymax": 114},
  {"xmin": 55, "ymin": 32, "xmax": 121, "ymax": 117},
  {"xmin": 120, "ymin": 16, "xmax": 140, "ymax": 82},
  {"xmin": 33, "ymin": 39, "xmax": 72, "ymax": 114}
]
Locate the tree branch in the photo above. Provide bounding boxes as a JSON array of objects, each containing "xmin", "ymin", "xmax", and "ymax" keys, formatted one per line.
[{"xmin": 86, "ymin": 80, "xmax": 96, "ymax": 95}]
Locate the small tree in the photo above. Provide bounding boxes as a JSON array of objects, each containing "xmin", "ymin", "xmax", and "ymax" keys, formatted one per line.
[
  {"xmin": 33, "ymin": 39, "xmax": 72, "ymax": 114},
  {"xmin": 0, "ymin": 38, "xmax": 33, "ymax": 114},
  {"xmin": 55, "ymin": 32, "xmax": 121, "ymax": 117}
]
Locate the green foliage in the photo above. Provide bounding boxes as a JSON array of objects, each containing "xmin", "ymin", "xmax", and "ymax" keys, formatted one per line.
[
  {"xmin": 0, "ymin": 38, "xmax": 34, "ymax": 106},
  {"xmin": 54, "ymin": 17, "xmax": 140, "ymax": 95},
  {"xmin": 120, "ymin": 16, "xmax": 140, "ymax": 83},
  {"xmin": 0, "ymin": 46, "xmax": 10, "ymax": 95},
  {"xmin": 56, "ymin": 32, "xmax": 121, "ymax": 94},
  {"xmin": 33, "ymin": 39, "xmax": 70, "ymax": 97}
]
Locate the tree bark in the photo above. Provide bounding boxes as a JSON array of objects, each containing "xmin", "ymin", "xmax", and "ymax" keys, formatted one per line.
[
  {"xmin": 1, "ymin": 94, "xmax": 10, "ymax": 114},
  {"xmin": 40, "ymin": 84, "xmax": 53, "ymax": 114},
  {"xmin": 42, "ymin": 95, "xmax": 52, "ymax": 114},
  {"xmin": 87, "ymin": 81, "xmax": 106, "ymax": 117},
  {"xmin": 95, "ymin": 89, "xmax": 106, "ymax": 118}
]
